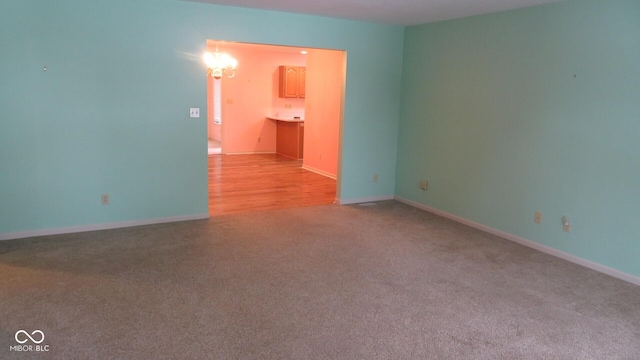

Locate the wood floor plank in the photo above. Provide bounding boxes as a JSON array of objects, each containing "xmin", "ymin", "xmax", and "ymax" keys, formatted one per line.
[{"xmin": 208, "ymin": 154, "xmax": 336, "ymax": 216}]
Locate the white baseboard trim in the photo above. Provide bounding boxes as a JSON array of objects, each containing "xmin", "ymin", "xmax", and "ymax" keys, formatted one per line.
[
  {"xmin": 223, "ymin": 151, "xmax": 276, "ymax": 155},
  {"xmin": 394, "ymin": 196, "xmax": 640, "ymax": 287},
  {"xmin": 337, "ymin": 195, "xmax": 395, "ymax": 205},
  {"xmin": 301, "ymin": 165, "xmax": 337, "ymax": 180},
  {"xmin": 0, "ymin": 213, "xmax": 210, "ymax": 241}
]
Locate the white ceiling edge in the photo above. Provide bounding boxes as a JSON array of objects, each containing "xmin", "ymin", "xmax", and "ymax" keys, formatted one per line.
[{"xmin": 184, "ymin": 0, "xmax": 564, "ymax": 26}]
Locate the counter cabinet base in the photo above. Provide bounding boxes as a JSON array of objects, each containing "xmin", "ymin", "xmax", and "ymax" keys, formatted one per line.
[{"xmin": 276, "ymin": 121, "xmax": 304, "ymax": 159}]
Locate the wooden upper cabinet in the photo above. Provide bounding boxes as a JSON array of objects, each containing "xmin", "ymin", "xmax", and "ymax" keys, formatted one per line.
[
  {"xmin": 279, "ymin": 66, "xmax": 306, "ymax": 98},
  {"xmin": 298, "ymin": 67, "xmax": 306, "ymax": 98}
]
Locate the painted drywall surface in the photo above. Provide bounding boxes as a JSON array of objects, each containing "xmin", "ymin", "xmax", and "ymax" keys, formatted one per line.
[
  {"xmin": 207, "ymin": 74, "xmax": 214, "ymax": 139},
  {"xmin": 205, "ymin": 75, "xmax": 221, "ymax": 141},
  {"xmin": 211, "ymin": 123, "xmax": 222, "ymax": 142},
  {"xmin": 396, "ymin": 0, "xmax": 640, "ymax": 277},
  {"xmin": 0, "ymin": 0, "xmax": 403, "ymax": 234},
  {"xmin": 216, "ymin": 45, "xmax": 306, "ymax": 154},
  {"xmin": 303, "ymin": 49, "xmax": 343, "ymax": 177},
  {"xmin": 0, "ymin": 0, "xmax": 210, "ymax": 233}
]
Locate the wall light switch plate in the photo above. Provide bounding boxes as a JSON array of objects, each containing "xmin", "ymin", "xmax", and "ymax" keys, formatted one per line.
[{"xmin": 189, "ymin": 108, "xmax": 200, "ymax": 118}]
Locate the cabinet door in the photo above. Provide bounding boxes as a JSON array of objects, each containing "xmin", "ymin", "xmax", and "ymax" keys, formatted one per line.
[
  {"xmin": 279, "ymin": 66, "xmax": 299, "ymax": 98},
  {"xmin": 298, "ymin": 67, "xmax": 306, "ymax": 98}
]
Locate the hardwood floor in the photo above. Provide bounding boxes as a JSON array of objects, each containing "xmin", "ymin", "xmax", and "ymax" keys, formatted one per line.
[{"xmin": 208, "ymin": 153, "xmax": 337, "ymax": 216}]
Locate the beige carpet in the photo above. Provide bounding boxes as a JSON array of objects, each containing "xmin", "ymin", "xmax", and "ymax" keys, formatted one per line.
[{"xmin": 1, "ymin": 201, "xmax": 638, "ymax": 359}]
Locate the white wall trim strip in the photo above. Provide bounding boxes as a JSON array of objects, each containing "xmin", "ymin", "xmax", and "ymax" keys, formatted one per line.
[
  {"xmin": 301, "ymin": 165, "xmax": 337, "ymax": 180},
  {"xmin": 223, "ymin": 151, "xmax": 276, "ymax": 155},
  {"xmin": 395, "ymin": 196, "xmax": 640, "ymax": 287},
  {"xmin": 336, "ymin": 195, "xmax": 395, "ymax": 205},
  {"xmin": 0, "ymin": 213, "xmax": 210, "ymax": 241}
]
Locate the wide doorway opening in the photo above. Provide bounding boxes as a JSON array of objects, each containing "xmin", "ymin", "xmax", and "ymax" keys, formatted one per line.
[{"xmin": 204, "ymin": 41, "xmax": 346, "ymax": 216}]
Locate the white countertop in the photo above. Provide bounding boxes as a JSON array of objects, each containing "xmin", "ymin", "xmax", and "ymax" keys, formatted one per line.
[{"xmin": 266, "ymin": 116, "xmax": 304, "ymax": 122}]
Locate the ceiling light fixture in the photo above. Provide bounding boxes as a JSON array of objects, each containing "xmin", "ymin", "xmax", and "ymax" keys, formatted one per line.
[{"xmin": 203, "ymin": 45, "xmax": 237, "ymax": 79}]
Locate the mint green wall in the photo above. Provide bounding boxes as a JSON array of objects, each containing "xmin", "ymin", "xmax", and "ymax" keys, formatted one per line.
[
  {"xmin": 397, "ymin": 0, "xmax": 640, "ymax": 277},
  {"xmin": 0, "ymin": 0, "xmax": 403, "ymax": 234}
]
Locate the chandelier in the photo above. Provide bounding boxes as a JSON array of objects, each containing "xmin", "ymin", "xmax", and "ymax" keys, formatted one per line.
[{"xmin": 203, "ymin": 45, "xmax": 237, "ymax": 79}]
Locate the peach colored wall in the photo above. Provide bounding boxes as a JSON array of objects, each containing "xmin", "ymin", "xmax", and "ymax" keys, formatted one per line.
[
  {"xmin": 302, "ymin": 49, "xmax": 344, "ymax": 178},
  {"xmin": 211, "ymin": 123, "xmax": 221, "ymax": 141},
  {"xmin": 205, "ymin": 75, "xmax": 221, "ymax": 141},
  {"xmin": 209, "ymin": 43, "xmax": 306, "ymax": 154},
  {"xmin": 207, "ymin": 74, "xmax": 213, "ymax": 139}
]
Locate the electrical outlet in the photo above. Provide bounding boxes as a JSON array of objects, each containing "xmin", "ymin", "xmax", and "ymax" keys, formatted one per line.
[
  {"xmin": 420, "ymin": 180, "xmax": 428, "ymax": 191},
  {"xmin": 535, "ymin": 211, "xmax": 542, "ymax": 224},
  {"xmin": 101, "ymin": 194, "xmax": 109, "ymax": 205},
  {"xmin": 562, "ymin": 216, "xmax": 571, "ymax": 233},
  {"xmin": 373, "ymin": 174, "xmax": 378, "ymax": 183},
  {"xmin": 189, "ymin": 108, "xmax": 200, "ymax": 118}
]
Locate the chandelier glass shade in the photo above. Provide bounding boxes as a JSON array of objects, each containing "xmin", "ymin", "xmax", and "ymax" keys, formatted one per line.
[{"xmin": 203, "ymin": 46, "xmax": 237, "ymax": 79}]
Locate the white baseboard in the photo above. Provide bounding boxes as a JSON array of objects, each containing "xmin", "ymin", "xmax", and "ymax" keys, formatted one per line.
[
  {"xmin": 394, "ymin": 196, "xmax": 640, "ymax": 287},
  {"xmin": 337, "ymin": 195, "xmax": 394, "ymax": 205},
  {"xmin": 0, "ymin": 213, "xmax": 210, "ymax": 241},
  {"xmin": 223, "ymin": 151, "xmax": 276, "ymax": 155},
  {"xmin": 301, "ymin": 165, "xmax": 337, "ymax": 180}
]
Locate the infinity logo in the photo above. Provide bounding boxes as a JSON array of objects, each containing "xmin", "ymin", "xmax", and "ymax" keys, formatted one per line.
[{"xmin": 15, "ymin": 330, "xmax": 45, "ymax": 344}]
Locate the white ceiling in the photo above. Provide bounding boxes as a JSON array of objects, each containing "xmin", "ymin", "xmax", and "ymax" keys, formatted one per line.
[{"xmin": 186, "ymin": 0, "xmax": 563, "ymax": 26}]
